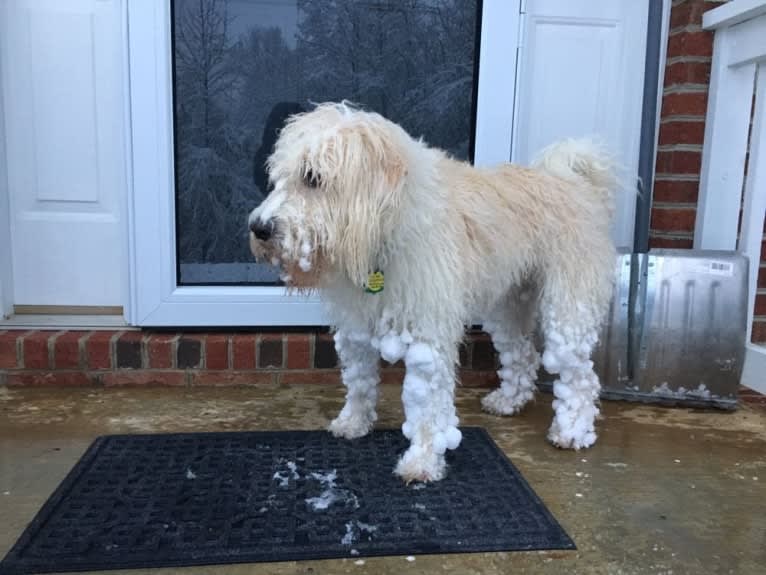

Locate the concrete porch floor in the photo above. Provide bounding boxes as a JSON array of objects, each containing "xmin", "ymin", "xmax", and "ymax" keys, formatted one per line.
[{"xmin": 0, "ymin": 384, "xmax": 764, "ymax": 575}]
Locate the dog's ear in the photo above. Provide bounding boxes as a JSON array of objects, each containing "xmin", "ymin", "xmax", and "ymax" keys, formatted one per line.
[
  {"xmin": 339, "ymin": 122, "xmax": 407, "ymax": 191},
  {"xmin": 375, "ymin": 133, "xmax": 406, "ymax": 189}
]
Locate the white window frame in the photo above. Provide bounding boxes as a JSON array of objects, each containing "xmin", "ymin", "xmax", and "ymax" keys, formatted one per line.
[{"xmin": 124, "ymin": 0, "xmax": 520, "ymax": 326}]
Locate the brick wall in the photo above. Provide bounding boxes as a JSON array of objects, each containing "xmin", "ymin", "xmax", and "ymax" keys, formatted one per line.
[
  {"xmin": 0, "ymin": 330, "xmax": 498, "ymax": 388},
  {"xmin": 651, "ymin": 0, "xmax": 766, "ymax": 343}
]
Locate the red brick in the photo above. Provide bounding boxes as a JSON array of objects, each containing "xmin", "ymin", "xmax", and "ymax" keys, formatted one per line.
[
  {"xmin": 53, "ymin": 331, "xmax": 86, "ymax": 369},
  {"xmin": 651, "ymin": 207, "xmax": 697, "ymax": 234},
  {"xmin": 670, "ymin": 1, "xmax": 709, "ymax": 29},
  {"xmin": 232, "ymin": 335, "xmax": 256, "ymax": 369},
  {"xmin": 648, "ymin": 235, "xmax": 695, "ymax": 249},
  {"xmin": 286, "ymin": 334, "xmax": 311, "ymax": 369},
  {"xmin": 655, "ymin": 150, "xmax": 703, "ymax": 175},
  {"xmin": 652, "ymin": 179, "xmax": 699, "ymax": 203},
  {"xmin": 667, "ymin": 30, "xmax": 714, "ymax": 59},
  {"xmin": 658, "ymin": 120, "xmax": 706, "ymax": 146},
  {"xmin": 22, "ymin": 331, "xmax": 53, "ymax": 369},
  {"xmin": 258, "ymin": 334, "xmax": 283, "ymax": 369},
  {"xmin": 314, "ymin": 334, "xmax": 338, "ymax": 368},
  {"xmin": 381, "ymin": 369, "xmax": 405, "ymax": 385},
  {"xmin": 0, "ymin": 331, "xmax": 19, "ymax": 368},
  {"xmin": 279, "ymin": 370, "xmax": 340, "ymax": 385},
  {"xmin": 740, "ymin": 394, "xmax": 766, "ymax": 407},
  {"xmin": 752, "ymin": 320, "xmax": 766, "ymax": 344},
  {"xmin": 758, "ymin": 266, "xmax": 766, "ymax": 290},
  {"xmin": 205, "ymin": 335, "xmax": 229, "ymax": 370},
  {"xmin": 147, "ymin": 334, "xmax": 176, "ymax": 369},
  {"xmin": 103, "ymin": 371, "xmax": 186, "ymax": 387},
  {"xmin": 459, "ymin": 370, "xmax": 499, "ymax": 388},
  {"xmin": 191, "ymin": 371, "xmax": 274, "ymax": 386},
  {"xmin": 116, "ymin": 331, "xmax": 144, "ymax": 369},
  {"xmin": 755, "ymin": 294, "xmax": 766, "ymax": 317},
  {"xmin": 84, "ymin": 331, "xmax": 116, "ymax": 370},
  {"xmin": 661, "ymin": 92, "xmax": 708, "ymax": 116},
  {"xmin": 664, "ymin": 60, "xmax": 711, "ymax": 87},
  {"xmin": 7, "ymin": 371, "xmax": 95, "ymax": 387}
]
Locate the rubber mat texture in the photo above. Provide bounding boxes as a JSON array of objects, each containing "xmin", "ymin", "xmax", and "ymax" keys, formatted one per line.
[{"xmin": 0, "ymin": 428, "xmax": 574, "ymax": 574}]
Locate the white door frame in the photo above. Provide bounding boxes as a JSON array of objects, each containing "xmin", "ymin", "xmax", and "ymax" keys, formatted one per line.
[
  {"xmin": 0, "ymin": 15, "xmax": 14, "ymax": 320},
  {"xmin": 124, "ymin": 0, "xmax": 521, "ymax": 327}
]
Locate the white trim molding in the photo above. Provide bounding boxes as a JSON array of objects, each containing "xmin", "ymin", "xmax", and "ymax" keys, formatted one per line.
[
  {"xmin": 742, "ymin": 344, "xmax": 766, "ymax": 394},
  {"xmin": 0, "ymin": 11, "xmax": 13, "ymax": 320},
  {"xmin": 124, "ymin": 0, "xmax": 325, "ymax": 327},
  {"xmin": 695, "ymin": 0, "xmax": 766, "ymax": 391}
]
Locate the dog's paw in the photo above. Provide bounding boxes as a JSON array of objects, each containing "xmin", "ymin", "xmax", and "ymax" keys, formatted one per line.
[
  {"xmin": 547, "ymin": 420, "xmax": 597, "ymax": 450},
  {"xmin": 481, "ymin": 388, "xmax": 533, "ymax": 416},
  {"xmin": 394, "ymin": 446, "xmax": 446, "ymax": 483},
  {"xmin": 328, "ymin": 413, "xmax": 374, "ymax": 440}
]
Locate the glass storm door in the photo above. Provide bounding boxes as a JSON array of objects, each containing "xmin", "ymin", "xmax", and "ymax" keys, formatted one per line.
[{"xmin": 127, "ymin": 0, "xmax": 518, "ymax": 326}]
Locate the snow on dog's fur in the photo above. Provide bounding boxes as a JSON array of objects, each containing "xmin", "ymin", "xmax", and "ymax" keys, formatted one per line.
[{"xmin": 248, "ymin": 102, "xmax": 617, "ymax": 483}]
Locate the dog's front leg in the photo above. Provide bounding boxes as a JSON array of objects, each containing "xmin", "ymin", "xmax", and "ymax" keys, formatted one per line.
[
  {"xmin": 328, "ymin": 330, "xmax": 380, "ymax": 439},
  {"xmin": 395, "ymin": 340, "xmax": 462, "ymax": 483}
]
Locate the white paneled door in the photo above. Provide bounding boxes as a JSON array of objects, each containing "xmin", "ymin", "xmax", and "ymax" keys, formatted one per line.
[
  {"xmin": 513, "ymin": 0, "xmax": 650, "ymax": 249},
  {"xmin": 0, "ymin": 0, "xmax": 125, "ymax": 307}
]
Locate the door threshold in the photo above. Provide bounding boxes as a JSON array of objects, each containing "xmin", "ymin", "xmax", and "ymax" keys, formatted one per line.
[{"xmin": 0, "ymin": 314, "xmax": 131, "ymax": 330}]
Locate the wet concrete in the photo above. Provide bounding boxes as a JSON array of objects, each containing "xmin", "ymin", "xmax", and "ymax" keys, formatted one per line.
[{"xmin": 0, "ymin": 384, "xmax": 764, "ymax": 575}]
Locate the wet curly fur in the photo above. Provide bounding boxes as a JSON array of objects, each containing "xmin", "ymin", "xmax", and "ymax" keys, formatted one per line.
[{"xmin": 248, "ymin": 102, "xmax": 617, "ymax": 482}]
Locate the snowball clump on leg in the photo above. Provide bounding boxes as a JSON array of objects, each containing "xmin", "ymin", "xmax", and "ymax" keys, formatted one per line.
[
  {"xmin": 481, "ymin": 318, "xmax": 540, "ymax": 416},
  {"xmin": 541, "ymin": 311, "xmax": 601, "ymax": 450},
  {"xmin": 395, "ymin": 340, "xmax": 462, "ymax": 483},
  {"xmin": 328, "ymin": 330, "xmax": 381, "ymax": 440},
  {"xmin": 376, "ymin": 329, "xmax": 413, "ymax": 364}
]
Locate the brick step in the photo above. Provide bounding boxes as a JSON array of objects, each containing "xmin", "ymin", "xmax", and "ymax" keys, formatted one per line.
[{"xmin": 0, "ymin": 329, "xmax": 499, "ymax": 388}]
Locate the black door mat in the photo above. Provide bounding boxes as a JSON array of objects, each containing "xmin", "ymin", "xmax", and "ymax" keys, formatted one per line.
[{"xmin": 0, "ymin": 428, "xmax": 574, "ymax": 574}]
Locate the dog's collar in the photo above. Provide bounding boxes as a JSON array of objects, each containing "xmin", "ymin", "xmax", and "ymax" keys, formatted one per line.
[{"xmin": 364, "ymin": 270, "xmax": 384, "ymax": 294}]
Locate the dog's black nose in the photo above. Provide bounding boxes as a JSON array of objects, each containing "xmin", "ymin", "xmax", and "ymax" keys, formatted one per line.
[{"xmin": 250, "ymin": 219, "xmax": 275, "ymax": 241}]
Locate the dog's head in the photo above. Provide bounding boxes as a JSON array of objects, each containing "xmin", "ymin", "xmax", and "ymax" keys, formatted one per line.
[{"xmin": 248, "ymin": 102, "xmax": 408, "ymax": 288}]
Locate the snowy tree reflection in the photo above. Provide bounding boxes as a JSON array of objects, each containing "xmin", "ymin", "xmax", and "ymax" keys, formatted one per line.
[{"xmin": 174, "ymin": 0, "xmax": 477, "ymax": 278}]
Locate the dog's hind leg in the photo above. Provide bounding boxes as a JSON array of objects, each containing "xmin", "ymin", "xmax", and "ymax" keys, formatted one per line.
[
  {"xmin": 540, "ymin": 294, "xmax": 603, "ymax": 450},
  {"xmin": 395, "ymin": 339, "xmax": 462, "ymax": 483},
  {"xmin": 481, "ymin": 287, "xmax": 540, "ymax": 416},
  {"xmin": 328, "ymin": 330, "xmax": 380, "ymax": 440}
]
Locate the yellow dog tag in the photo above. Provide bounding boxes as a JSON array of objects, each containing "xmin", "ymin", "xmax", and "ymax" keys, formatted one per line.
[{"xmin": 365, "ymin": 270, "xmax": 384, "ymax": 294}]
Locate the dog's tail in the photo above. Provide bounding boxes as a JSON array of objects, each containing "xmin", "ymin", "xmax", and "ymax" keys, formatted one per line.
[{"xmin": 532, "ymin": 138, "xmax": 618, "ymax": 213}]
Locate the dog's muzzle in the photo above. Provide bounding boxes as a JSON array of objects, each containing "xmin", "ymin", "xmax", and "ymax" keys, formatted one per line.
[{"xmin": 250, "ymin": 218, "xmax": 275, "ymax": 241}]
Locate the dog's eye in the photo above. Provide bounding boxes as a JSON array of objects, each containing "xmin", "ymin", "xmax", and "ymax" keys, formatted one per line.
[{"xmin": 304, "ymin": 169, "xmax": 321, "ymax": 189}]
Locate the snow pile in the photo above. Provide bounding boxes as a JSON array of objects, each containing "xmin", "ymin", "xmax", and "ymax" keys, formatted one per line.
[
  {"xmin": 305, "ymin": 470, "xmax": 359, "ymax": 511},
  {"xmin": 341, "ymin": 520, "xmax": 378, "ymax": 546},
  {"xmin": 651, "ymin": 382, "xmax": 712, "ymax": 399},
  {"xmin": 185, "ymin": 468, "xmax": 197, "ymax": 480},
  {"xmin": 272, "ymin": 460, "xmax": 299, "ymax": 488}
]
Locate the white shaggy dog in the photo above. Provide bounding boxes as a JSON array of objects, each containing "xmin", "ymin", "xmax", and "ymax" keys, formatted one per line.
[{"xmin": 248, "ymin": 102, "xmax": 616, "ymax": 483}]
